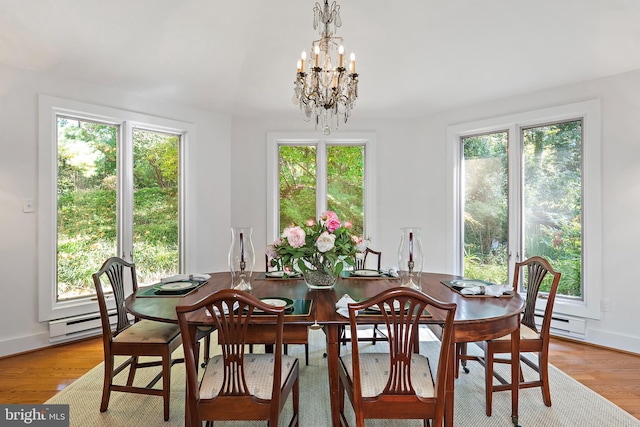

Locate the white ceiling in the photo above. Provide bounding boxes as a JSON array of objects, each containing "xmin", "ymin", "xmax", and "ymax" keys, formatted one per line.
[{"xmin": 2, "ymin": 0, "xmax": 640, "ymax": 121}]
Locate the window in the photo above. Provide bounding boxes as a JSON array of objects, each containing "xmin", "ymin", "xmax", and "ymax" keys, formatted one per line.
[
  {"xmin": 39, "ymin": 96, "xmax": 190, "ymax": 321},
  {"xmin": 267, "ymin": 133, "xmax": 376, "ymax": 243},
  {"xmin": 447, "ymin": 100, "xmax": 602, "ymax": 319}
]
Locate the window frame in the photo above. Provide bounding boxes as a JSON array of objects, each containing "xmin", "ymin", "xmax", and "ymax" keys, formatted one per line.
[
  {"xmin": 266, "ymin": 132, "xmax": 377, "ymax": 244},
  {"xmin": 38, "ymin": 95, "xmax": 192, "ymax": 322},
  {"xmin": 446, "ymin": 100, "xmax": 602, "ymax": 320}
]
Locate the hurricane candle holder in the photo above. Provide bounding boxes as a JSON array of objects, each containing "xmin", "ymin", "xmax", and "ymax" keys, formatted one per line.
[
  {"xmin": 229, "ymin": 227, "xmax": 255, "ymax": 291},
  {"xmin": 397, "ymin": 227, "xmax": 423, "ymax": 291}
]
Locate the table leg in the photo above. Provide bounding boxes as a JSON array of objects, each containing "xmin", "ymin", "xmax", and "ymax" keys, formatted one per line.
[
  {"xmin": 511, "ymin": 326, "xmax": 521, "ymax": 427},
  {"xmin": 324, "ymin": 324, "xmax": 341, "ymax": 427},
  {"xmin": 445, "ymin": 340, "xmax": 455, "ymax": 427}
]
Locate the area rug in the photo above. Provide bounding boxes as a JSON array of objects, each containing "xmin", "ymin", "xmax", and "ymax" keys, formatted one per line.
[{"xmin": 46, "ymin": 328, "xmax": 639, "ymax": 426}]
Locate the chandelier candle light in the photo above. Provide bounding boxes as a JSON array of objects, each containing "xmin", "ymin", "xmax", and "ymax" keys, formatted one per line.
[{"xmin": 293, "ymin": 0, "xmax": 359, "ymax": 135}]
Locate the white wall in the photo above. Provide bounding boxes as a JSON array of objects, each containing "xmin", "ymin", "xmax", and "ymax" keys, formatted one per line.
[
  {"xmin": 0, "ymin": 65, "xmax": 232, "ymax": 357},
  {"xmin": 230, "ymin": 70, "xmax": 640, "ymax": 354}
]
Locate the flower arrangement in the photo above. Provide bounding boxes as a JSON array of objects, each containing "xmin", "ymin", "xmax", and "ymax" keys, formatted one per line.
[{"xmin": 266, "ymin": 211, "xmax": 367, "ymax": 278}]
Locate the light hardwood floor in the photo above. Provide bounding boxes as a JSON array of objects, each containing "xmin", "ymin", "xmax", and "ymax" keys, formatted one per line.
[{"xmin": 0, "ymin": 336, "xmax": 638, "ymax": 419}]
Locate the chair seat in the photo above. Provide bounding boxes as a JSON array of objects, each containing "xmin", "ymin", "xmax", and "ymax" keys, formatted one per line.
[
  {"xmin": 493, "ymin": 324, "xmax": 540, "ymax": 341},
  {"xmin": 113, "ymin": 320, "xmax": 181, "ymax": 344},
  {"xmin": 200, "ymin": 354, "xmax": 298, "ymax": 400},
  {"xmin": 339, "ymin": 353, "xmax": 434, "ymax": 398}
]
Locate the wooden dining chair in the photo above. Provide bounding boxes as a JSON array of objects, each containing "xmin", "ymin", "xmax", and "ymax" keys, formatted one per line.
[
  {"xmin": 258, "ymin": 255, "xmax": 309, "ymax": 365},
  {"xmin": 457, "ymin": 256, "xmax": 562, "ymax": 416},
  {"xmin": 176, "ymin": 288, "xmax": 300, "ymax": 427},
  {"xmin": 354, "ymin": 247, "xmax": 381, "ymax": 271},
  {"xmin": 338, "ymin": 287, "xmax": 457, "ymax": 427},
  {"xmin": 340, "ymin": 248, "xmax": 386, "ymax": 349},
  {"xmin": 92, "ymin": 257, "xmax": 184, "ymax": 421}
]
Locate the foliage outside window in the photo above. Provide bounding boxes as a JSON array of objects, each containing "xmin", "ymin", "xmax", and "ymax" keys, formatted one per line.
[
  {"xmin": 461, "ymin": 120, "xmax": 583, "ymax": 298},
  {"xmin": 522, "ymin": 121, "xmax": 582, "ymax": 297},
  {"xmin": 462, "ymin": 132, "xmax": 509, "ymax": 284},
  {"xmin": 56, "ymin": 118, "xmax": 180, "ymax": 301},
  {"xmin": 278, "ymin": 144, "xmax": 365, "ymax": 237}
]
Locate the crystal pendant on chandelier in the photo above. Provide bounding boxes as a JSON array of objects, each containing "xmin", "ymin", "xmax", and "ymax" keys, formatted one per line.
[{"xmin": 293, "ymin": 0, "xmax": 359, "ymax": 135}]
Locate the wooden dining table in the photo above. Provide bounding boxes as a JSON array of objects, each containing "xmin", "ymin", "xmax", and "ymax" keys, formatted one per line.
[{"xmin": 125, "ymin": 271, "xmax": 524, "ymax": 427}]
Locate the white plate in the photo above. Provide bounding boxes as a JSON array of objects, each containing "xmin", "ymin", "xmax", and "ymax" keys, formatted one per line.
[
  {"xmin": 256, "ymin": 297, "xmax": 294, "ymax": 312},
  {"xmin": 265, "ymin": 271, "xmax": 300, "ymax": 278},
  {"xmin": 450, "ymin": 279, "xmax": 490, "ymax": 288},
  {"xmin": 352, "ymin": 269, "xmax": 382, "ymax": 277},
  {"xmin": 261, "ymin": 298, "xmax": 289, "ymax": 307},
  {"xmin": 366, "ymin": 300, "xmax": 402, "ymax": 312},
  {"xmin": 158, "ymin": 281, "xmax": 198, "ymax": 291}
]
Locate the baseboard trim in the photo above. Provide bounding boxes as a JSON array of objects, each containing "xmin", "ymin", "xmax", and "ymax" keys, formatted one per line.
[
  {"xmin": 0, "ymin": 331, "xmax": 52, "ymax": 359},
  {"xmin": 584, "ymin": 327, "xmax": 640, "ymax": 355}
]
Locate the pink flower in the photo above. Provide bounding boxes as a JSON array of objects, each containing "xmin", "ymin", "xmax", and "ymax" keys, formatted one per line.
[
  {"xmin": 265, "ymin": 245, "xmax": 278, "ymax": 259},
  {"xmin": 306, "ymin": 218, "xmax": 315, "ymax": 227},
  {"xmin": 344, "ymin": 220, "xmax": 352, "ymax": 229},
  {"xmin": 321, "ymin": 210, "xmax": 338, "ymax": 221},
  {"xmin": 284, "ymin": 226, "xmax": 306, "ymax": 248},
  {"xmin": 325, "ymin": 217, "xmax": 341, "ymax": 232}
]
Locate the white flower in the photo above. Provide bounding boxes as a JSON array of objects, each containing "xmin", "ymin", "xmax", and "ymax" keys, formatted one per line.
[{"xmin": 315, "ymin": 231, "xmax": 336, "ymax": 253}]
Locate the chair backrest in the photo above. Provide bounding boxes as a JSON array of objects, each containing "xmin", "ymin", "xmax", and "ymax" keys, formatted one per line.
[
  {"xmin": 347, "ymin": 288, "xmax": 456, "ymax": 405},
  {"xmin": 513, "ymin": 256, "xmax": 561, "ymax": 336},
  {"xmin": 92, "ymin": 257, "xmax": 138, "ymax": 340},
  {"xmin": 176, "ymin": 289, "xmax": 286, "ymax": 405},
  {"xmin": 355, "ymin": 248, "xmax": 381, "ymax": 270}
]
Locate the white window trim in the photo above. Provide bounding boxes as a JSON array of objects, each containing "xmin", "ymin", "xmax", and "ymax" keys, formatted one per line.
[
  {"xmin": 266, "ymin": 132, "xmax": 377, "ymax": 244},
  {"xmin": 446, "ymin": 100, "xmax": 602, "ymax": 320},
  {"xmin": 38, "ymin": 95, "xmax": 193, "ymax": 322}
]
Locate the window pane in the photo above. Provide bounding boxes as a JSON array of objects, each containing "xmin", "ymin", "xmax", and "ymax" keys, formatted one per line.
[
  {"xmin": 278, "ymin": 145, "xmax": 316, "ymax": 232},
  {"xmin": 522, "ymin": 120, "xmax": 582, "ymax": 298},
  {"xmin": 132, "ymin": 129, "xmax": 180, "ymax": 285},
  {"xmin": 462, "ymin": 132, "xmax": 509, "ymax": 284},
  {"xmin": 56, "ymin": 117, "xmax": 117, "ymax": 301},
  {"xmin": 327, "ymin": 145, "xmax": 365, "ymax": 236}
]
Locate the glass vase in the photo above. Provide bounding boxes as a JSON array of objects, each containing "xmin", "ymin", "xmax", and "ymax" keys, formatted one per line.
[
  {"xmin": 303, "ymin": 265, "xmax": 339, "ymax": 289},
  {"xmin": 397, "ymin": 227, "xmax": 424, "ymax": 291},
  {"xmin": 228, "ymin": 227, "xmax": 255, "ymax": 291}
]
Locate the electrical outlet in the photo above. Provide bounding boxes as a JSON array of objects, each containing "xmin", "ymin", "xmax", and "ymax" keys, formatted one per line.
[{"xmin": 22, "ymin": 199, "xmax": 35, "ymax": 213}]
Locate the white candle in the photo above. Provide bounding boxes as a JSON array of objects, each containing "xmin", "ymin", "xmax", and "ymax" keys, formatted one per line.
[
  {"xmin": 314, "ymin": 45, "xmax": 320, "ymax": 67},
  {"xmin": 350, "ymin": 52, "xmax": 356, "ymax": 74},
  {"xmin": 301, "ymin": 51, "xmax": 306, "ymax": 73},
  {"xmin": 338, "ymin": 45, "xmax": 344, "ymax": 67}
]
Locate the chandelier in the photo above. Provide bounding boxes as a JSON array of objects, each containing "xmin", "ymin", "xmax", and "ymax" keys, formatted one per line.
[{"xmin": 293, "ymin": 0, "xmax": 359, "ymax": 135}]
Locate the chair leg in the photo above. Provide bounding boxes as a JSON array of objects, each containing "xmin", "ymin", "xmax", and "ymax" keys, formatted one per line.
[
  {"xmin": 305, "ymin": 344, "xmax": 309, "ymax": 366},
  {"xmin": 162, "ymin": 351, "xmax": 171, "ymax": 421},
  {"xmin": 126, "ymin": 356, "xmax": 139, "ymax": 386},
  {"xmin": 100, "ymin": 355, "xmax": 114, "ymax": 412},
  {"xmin": 485, "ymin": 344, "xmax": 494, "ymax": 417},
  {"xmin": 293, "ymin": 372, "xmax": 300, "ymax": 427},
  {"xmin": 201, "ymin": 334, "xmax": 211, "ymax": 368},
  {"xmin": 539, "ymin": 351, "xmax": 552, "ymax": 407}
]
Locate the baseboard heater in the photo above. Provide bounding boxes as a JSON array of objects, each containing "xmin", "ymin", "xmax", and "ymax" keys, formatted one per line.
[
  {"xmin": 48, "ymin": 310, "xmax": 117, "ymax": 343},
  {"xmin": 534, "ymin": 311, "xmax": 586, "ymax": 340}
]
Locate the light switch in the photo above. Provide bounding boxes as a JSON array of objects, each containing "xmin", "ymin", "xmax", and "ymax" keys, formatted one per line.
[{"xmin": 23, "ymin": 199, "xmax": 35, "ymax": 213}]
